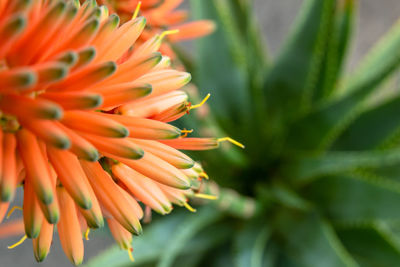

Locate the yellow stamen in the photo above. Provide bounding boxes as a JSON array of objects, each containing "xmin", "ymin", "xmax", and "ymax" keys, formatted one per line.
[
  {"xmin": 160, "ymin": 29, "xmax": 180, "ymax": 40},
  {"xmin": 85, "ymin": 228, "xmax": 90, "ymax": 241},
  {"xmin": 127, "ymin": 248, "xmax": 135, "ymax": 262},
  {"xmin": 132, "ymin": 1, "xmax": 141, "ymax": 20},
  {"xmin": 189, "ymin": 93, "xmax": 211, "ymax": 110},
  {"xmin": 6, "ymin": 206, "xmax": 22, "ymax": 219},
  {"xmin": 183, "ymin": 202, "xmax": 196, "ymax": 212},
  {"xmin": 181, "ymin": 129, "xmax": 193, "ymax": 138},
  {"xmin": 217, "ymin": 137, "xmax": 245, "ymax": 149},
  {"xmin": 194, "ymin": 193, "xmax": 218, "ymax": 200},
  {"xmin": 199, "ymin": 172, "xmax": 209, "ymax": 180},
  {"xmin": 8, "ymin": 235, "xmax": 27, "ymax": 249}
]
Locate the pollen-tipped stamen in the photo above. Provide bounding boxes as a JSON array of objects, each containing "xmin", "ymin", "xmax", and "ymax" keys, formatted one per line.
[{"xmin": 7, "ymin": 234, "xmax": 27, "ymax": 249}]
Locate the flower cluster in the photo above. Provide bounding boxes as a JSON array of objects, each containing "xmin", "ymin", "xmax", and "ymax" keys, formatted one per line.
[
  {"xmin": 94, "ymin": 0, "xmax": 216, "ymax": 59},
  {"xmin": 0, "ymin": 0, "xmax": 230, "ymax": 265}
]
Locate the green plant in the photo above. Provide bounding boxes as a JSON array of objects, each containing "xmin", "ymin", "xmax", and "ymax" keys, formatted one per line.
[{"xmin": 85, "ymin": 0, "xmax": 400, "ymax": 266}]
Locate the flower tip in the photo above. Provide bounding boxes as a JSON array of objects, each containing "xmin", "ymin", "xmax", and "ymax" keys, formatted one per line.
[
  {"xmin": 55, "ymin": 136, "xmax": 71, "ymax": 150},
  {"xmin": 39, "ymin": 191, "xmax": 54, "ymax": 205},
  {"xmin": 70, "ymin": 256, "xmax": 83, "ymax": 266},
  {"xmin": 82, "ymin": 149, "xmax": 100, "ymax": 162},
  {"xmin": 17, "ymin": 70, "xmax": 37, "ymax": 89},
  {"xmin": 7, "ymin": 15, "xmax": 27, "ymax": 37},
  {"xmin": 179, "ymin": 158, "xmax": 195, "ymax": 169},
  {"xmin": 47, "ymin": 210, "xmax": 60, "ymax": 224},
  {"xmin": 176, "ymin": 177, "xmax": 192, "ymax": 190},
  {"xmin": 1, "ymin": 188, "xmax": 13, "ymax": 202},
  {"xmin": 34, "ymin": 248, "xmax": 49, "ymax": 262},
  {"xmin": 86, "ymin": 216, "xmax": 104, "ymax": 229},
  {"xmin": 58, "ymin": 51, "xmax": 79, "ymax": 66},
  {"xmin": 77, "ymin": 198, "xmax": 93, "ymax": 210},
  {"xmin": 141, "ymin": 83, "xmax": 153, "ymax": 96},
  {"xmin": 182, "ymin": 72, "xmax": 192, "ymax": 85}
]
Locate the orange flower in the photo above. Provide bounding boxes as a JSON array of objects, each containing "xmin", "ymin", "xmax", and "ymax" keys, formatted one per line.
[
  {"xmin": 95, "ymin": 0, "xmax": 216, "ymax": 59},
  {"xmin": 0, "ymin": 0, "xmax": 232, "ymax": 265}
]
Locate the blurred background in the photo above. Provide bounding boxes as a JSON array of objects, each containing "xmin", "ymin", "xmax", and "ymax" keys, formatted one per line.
[{"xmin": 2, "ymin": 0, "xmax": 400, "ymax": 266}]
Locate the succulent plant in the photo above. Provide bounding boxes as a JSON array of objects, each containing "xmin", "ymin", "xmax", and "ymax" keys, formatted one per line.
[{"xmin": 86, "ymin": 0, "xmax": 400, "ymax": 266}]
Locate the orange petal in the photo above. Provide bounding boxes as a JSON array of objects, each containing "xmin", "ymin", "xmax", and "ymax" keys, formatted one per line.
[
  {"xmin": 47, "ymin": 148, "xmax": 93, "ymax": 209},
  {"xmin": 71, "ymin": 46, "xmax": 96, "ymax": 71},
  {"xmin": 112, "ymin": 163, "xmax": 172, "ymax": 214},
  {"xmin": 80, "ymin": 161, "xmax": 142, "ymax": 235},
  {"xmin": 136, "ymin": 70, "xmax": 191, "ymax": 97},
  {"xmin": 132, "ymin": 139, "xmax": 194, "ymax": 169},
  {"xmin": 100, "ymin": 113, "xmax": 181, "ymax": 140},
  {"xmin": 55, "ymin": 122, "xmax": 99, "ymax": 161},
  {"xmin": 0, "ymin": 94, "xmax": 63, "ymax": 120},
  {"xmin": 61, "ymin": 111, "xmax": 129, "ymax": 138},
  {"xmin": 157, "ymin": 183, "xmax": 189, "ymax": 206},
  {"xmin": 40, "ymin": 91, "xmax": 103, "ymax": 110},
  {"xmin": 19, "ymin": 118, "xmax": 71, "ymax": 149},
  {"xmin": 91, "ymin": 14, "xmax": 120, "ymax": 51},
  {"xmin": 17, "ymin": 129, "xmax": 55, "ymax": 205},
  {"xmin": 1, "ymin": 133, "xmax": 18, "ymax": 201},
  {"xmin": 107, "ymin": 218, "xmax": 132, "ymax": 250},
  {"xmin": 79, "ymin": 132, "xmax": 144, "ymax": 160},
  {"xmin": 160, "ymin": 138, "xmax": 219, "ymax": 150},
  {"xmin": 96, "ymin": 52, "xmax": 161, "ymax": 87},
  {"xmin": 32, "ymin": 219, "xmax": 54, "ymax": 262},
  {"xmin": 0, "ymin": 15, "xmax": 26, "ymax": 59},
  {"xmin": 48, "ymin": 61, "xmax": 116, "ymax": 92},
  {"xmin": 57, "ymin": 186, "xmax": 84, "ymax": 266},
  {"xmin": 119, "ymin": 90, "xmax": 188, "ymax": 118},
  {"xmin": 96, "ymin": 83, "xmax": 152, "ymax": 109},
  {"xmin": 0, "ymin": 68, "xmax": 36, "ymax": 93},
  {"xmin": 9, "ymin": 1, "xmax": 68, "ymax": 65},
  {"xmin": 113, "ymin": 150, "xmax": 191, "ymax": 189},
  {"xmin": 23, "ymin": 176, "xmax": 44, "ymax": 238},
  {"xmin": 96, "ymin": 17, "xmax": 145, "ymax": 62},
  {"xmin": 116, "ymin": 185, "xmax": 144, "ymax": 220},
  {"xmin": 169, "ymin": 20, "xmax": 216, "ymax": 42}
]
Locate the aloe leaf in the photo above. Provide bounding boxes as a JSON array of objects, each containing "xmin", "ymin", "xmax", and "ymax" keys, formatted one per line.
[
  {"xmin": 84, "ymin": 210, "xmax": 229, "ymax": 267},
  {"xmin": 316, "ymin": 0, "xmax": 356, "ymax": 100},
  {"xmin": 289, "ymin": 149, "xmax": 400, "ymax": 183},
  {"xmin": 83, "ymin": 213, "xmax": 187, "ymax": 267},
  {"xmin": 156, "ymin": 206, "xmax": 222, "ymax": 267},
  {"xmin": 338, "ymin": 222, "xmax": 400, "ymax": 266},
  {"xmin": 304, "ymin": 174, "xmax": 400, "ymax": 221},
  {"xmin": 263, "ymin": 0, "xmax": 335, "ymax": 125},
  {"xmin": 277, "ymin": 212, "xmax": 358, "ymax": 267},
  {"xmin": 332, "ymin": 95, "xmax": 400, "ymax": 150},
  {"xmin": 190, "ymin": 0, "xmax": 251, "ymax": 130},
  {"xmin": 286, "ymin": 15, "xmax": 400, "ymax": 151},
  {"xmin": 233, "ymin": 222, "xmax": 271, "ymax": 267}
]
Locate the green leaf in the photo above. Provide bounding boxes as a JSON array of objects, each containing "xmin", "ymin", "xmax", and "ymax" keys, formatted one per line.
[
  {"xmin": 315, "ymin": 0, "xmax": 356, "ymax": 100},
  {"xmin": 332, "ymin": 95, "xmax": 400, "ymax": 150},
  {"xmin": 84, "ymin": 213, "xmax": 187, "ymax": 267},
  {"xmin": 190, "ymin": 0, "xmax": 251, "ymax": 130},
  {"xmin": 233, "ymin": 221, "xmax": 271, "ymax": 267},
  {"xmin": 84, "ymin": 209, "xmax": 226, "ymax": 267},
  {"xmin": 286, "ymin": 15, "xmax": 400, "ymax": 151},
  {"xmin": 157, "ymin": 206, "xmax": 222, "ymax": 267},
  {"xmin": 338, "ymin": 222, "xmax": 400, "ymax": 267},
  {"xmin": 304, "ymin": 174, "xmax": 400, "ymax": 221},
  {"xmin": 263, "ymin": 0, "xmax": 335, "ymax": 123},
  {"xmin": 288, "ymin": 149, "xmax": 400, "ymax": 183},
  {"xmin": 277, "ymin": 211, "xmax": 358, "ymax": 267}
]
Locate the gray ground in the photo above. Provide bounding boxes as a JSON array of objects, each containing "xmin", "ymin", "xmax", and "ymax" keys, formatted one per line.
[{"xmin": 1, "ymin": 0, "xmax": 400, "ymax": 266}]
